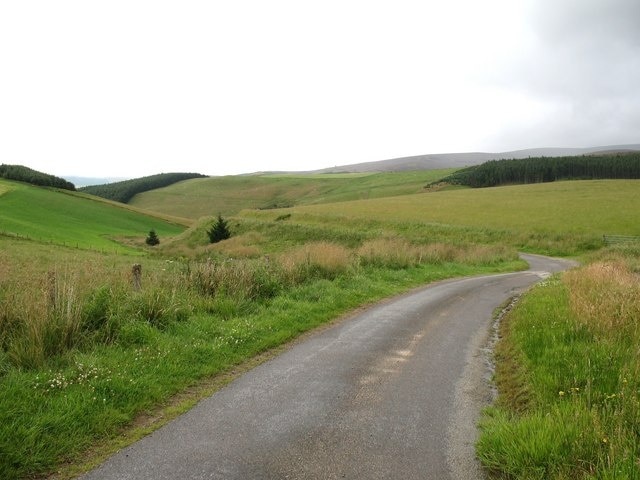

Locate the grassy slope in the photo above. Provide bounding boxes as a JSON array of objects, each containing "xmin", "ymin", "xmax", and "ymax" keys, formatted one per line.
[
  {"xmin": 0, "ymin": 179, "xmax": 185, "ymax": 252},
  {"xmin": 257, "ymin": 180, "xmax": 640, "ymax": 236},
  {"xmin": 129, "ymin": 170, "xmax": 456, "ymax": 219}
]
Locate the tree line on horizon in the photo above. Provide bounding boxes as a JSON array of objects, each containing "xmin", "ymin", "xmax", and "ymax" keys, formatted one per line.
[
  {"xmin": 0, "ymin": 164, "xmax": 76, "ymax": 191},
  {"xmin": 79, "ymin": 172, "xmax": 208, "ymax": 203},
  {"xmin": 440, "ymin": 153, "xmax": 640, "ymax": 188}
]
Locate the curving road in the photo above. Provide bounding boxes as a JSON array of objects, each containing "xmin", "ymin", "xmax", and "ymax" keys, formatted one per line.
[{"xmin": 82, "ymin": 254, "xmax": 574, "ymax": 480}]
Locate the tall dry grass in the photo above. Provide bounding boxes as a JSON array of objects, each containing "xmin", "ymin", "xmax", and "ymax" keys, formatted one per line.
[
  {"xmin": 0, "ymin": 259, "xmax": 195, "ymax": 369},
  {"xmin": 278, "ymin": 241, "xmax": 352, "ymax": 282},
  {"xmin": 1, "ymin": 237, "xmax": 517, "ymax": 370},
  {"xmin": 356, "ymin": 237, "xmax": 517, "ymax": 268},
  {"xmin": 357, "ymin": 238, "xmax": 427, "ymax": 268},
  {"xmin": 458, "ymin": 244, "xmax": 517, "ymax": 265},
  {"xmin": 1, "ymin": 269, "xmax": 85, "ymax": 368},
  {"xmin": 565, "ymin": 261, "xmax": 640, "ymax": 336}
]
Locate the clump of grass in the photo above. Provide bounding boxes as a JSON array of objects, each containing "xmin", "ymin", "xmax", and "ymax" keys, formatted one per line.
[
  {"xmin": 420, "ymin": 242, "xmax": 460, "ymax": 264},
  {"xmin": 208, "ymin": 232, "xmax": 264, "ymax": 259},
  {"xmin": 123, "ymin": 287, "xmax": 193, "ymax": 329},
  {"xmin": 356, "ymin": 238, "xmax": 518, "ymax": 269},
  {"xmin": 0, "ymin": 261, "xmax": 197, "ymax": 369},
  {"xmin": 2, "ymin": 270, "xmax": 86, "ymax": 369},
  {"xmin": 458, "ymin": 244, "xmax": 518, "ymax": 265},
  {"xmin": 565, "ymin": 261, "xmax": 640, "ymax": 336},
  {"xmin": 279, "ymin": 241, "xmax": 352, "ymax": 281},
  {"xmin": 357, "ymin": 238, "xmax": 425, "ymax": 268},
  {"xmin": 478, "ymin": 255, "xmax": 640, "ymax": 479},
  {"xmin": 188, "ymin": 258, "xmax": 282, "ymax": 302}
]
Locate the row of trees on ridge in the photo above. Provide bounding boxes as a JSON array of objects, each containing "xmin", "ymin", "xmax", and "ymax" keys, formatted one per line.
[
  {"xmin": 80, "ymin": 172, "xmax": 207, "ymax": 203},
  {"xmin": 441, "ymin": 153, "xmax": 640, "ymax": 188},
  {"xmin": 0, "ymin": 164, "xmax": 75, "ymax": 190}
]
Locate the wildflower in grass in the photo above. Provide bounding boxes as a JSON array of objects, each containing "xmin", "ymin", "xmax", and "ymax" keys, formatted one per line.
[{"xmin": 559, "ymin": 390, "xmax": 565, "ymax": 396}]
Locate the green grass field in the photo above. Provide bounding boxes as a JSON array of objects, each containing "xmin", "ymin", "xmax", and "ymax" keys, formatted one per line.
[
  {"xmin": 251, "ymin": 180, "xmax": 640, "ymax": 236},
  {"xmin": 0, "ymin": 179, "xmax": 186, "ymax": 253},
  {"xmin": 129, "ymin": 169, "xmax": 456, "ymax": 219}
]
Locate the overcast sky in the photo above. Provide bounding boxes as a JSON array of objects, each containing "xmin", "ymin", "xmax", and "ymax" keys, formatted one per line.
[{"xmin": 1, "ymin": 0, "xmax": 639, "ymax": 178}]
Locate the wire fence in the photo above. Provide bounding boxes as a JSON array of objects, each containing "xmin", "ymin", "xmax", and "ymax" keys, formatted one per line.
[
  {"xmin": 603, "ymin": 235, "xmax": 640, "ymax": 245},
  {"xmin": 0, "ymin": 230, "xmax": 130, "ymax": 255}
]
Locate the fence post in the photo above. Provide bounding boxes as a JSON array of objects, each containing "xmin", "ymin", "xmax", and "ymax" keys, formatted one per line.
[{"xmin": 132, "ymin": 264, "xmax": 142, "ymax": 291}]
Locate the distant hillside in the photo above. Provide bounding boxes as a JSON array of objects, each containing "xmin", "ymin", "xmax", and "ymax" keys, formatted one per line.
[
  {"xmin": 0, "ymin": 164, "xmax": 75, "ymax": 190},
  {"xmin": 0, "ymin": 178, "xmax": 184, "ymax": 252},
  {"xmin": 129, "ymin": 170, "xmax": 455, "ymax": 220},
  {"xmin": 310, "ymin": 144, "xmax": 640, "ymax": 173},
  {"xmin": 440, "ymin": 152, "xmax": 640, "ymax": 188},
  {"xmin": 80, "ymin": 172, "xmax": 207, "ymax": 203}
]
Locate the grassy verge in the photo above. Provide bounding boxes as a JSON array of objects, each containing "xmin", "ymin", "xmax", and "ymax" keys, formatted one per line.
[
  {"xmin": 0, "ymin": 234, "xmax": 523, "ymax": 479},
  {"xmin": 477, "ymin": 246, "xmax": 640, "ymax": 479}
]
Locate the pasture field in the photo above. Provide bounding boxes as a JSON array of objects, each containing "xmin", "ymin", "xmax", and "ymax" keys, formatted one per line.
[
  {"xmin": 0, "ymin": 179, "xmax": 186, "ymax": 253},
  {"xmin": 242, "ymin": 179, "xmax": 640, "ymax": 255},
  {"xmin": 128, "ymin": 169, "xmax": 456, "ymax": 219},
  {"xmin": 250, "ymin": 179, "xmax": 640, "ymax": 235}
]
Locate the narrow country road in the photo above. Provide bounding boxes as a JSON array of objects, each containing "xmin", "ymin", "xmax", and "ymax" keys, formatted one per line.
[{"xmin": 81, "ymin": 254, "xmax": 574, "ymax": 480}]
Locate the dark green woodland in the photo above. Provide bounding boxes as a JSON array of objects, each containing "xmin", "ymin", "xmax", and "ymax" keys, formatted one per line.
[
  {"xmin": 440, "ymin": 152, "xmax": 640, "ymax": 188},
  {"xmin": 0, "ymin": 164, "xmax": 75, "ymax": 190},
  {"xmin": 79, "ymin": 172, "xmax": 207, "ymax": 203}
]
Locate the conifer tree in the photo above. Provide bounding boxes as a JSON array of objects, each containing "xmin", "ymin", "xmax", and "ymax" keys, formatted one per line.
[
  {"xmin": 145, "ymin": 229, "xmax": 160, "ymax": 246},
  {"xmin": 207, "ymin": 215, "xmax": 231, "ymax": 243}
]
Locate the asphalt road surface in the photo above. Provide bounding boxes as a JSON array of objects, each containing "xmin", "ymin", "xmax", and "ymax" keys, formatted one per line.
[{"xmin": 82, "ymin": 254, "xmax": 574, "ymax": 480}]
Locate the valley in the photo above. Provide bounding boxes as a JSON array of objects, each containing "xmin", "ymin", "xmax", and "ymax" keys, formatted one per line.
[{"xmin": 0, "ymin": 166, "xmax": 638, "ymax": 479}]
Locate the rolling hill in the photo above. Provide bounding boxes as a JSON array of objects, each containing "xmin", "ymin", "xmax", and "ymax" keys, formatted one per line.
[
  {"xmin": 79, "ymin": 172, "xmax": 208, "ymax": 203},
  {"xmin": 238, "ymin": 179, "xmax": 640, "ymax": 255},
  {"xmin": 0, "ymin": 178, "xmax": 186, "ymax": 252},
  {"xmin": 309, "ymin": 144, "xmax": 640, "ymax": 173},
  {"xmin": 128, "ymin": 169, "xmax": 456, "ymax": 220}
]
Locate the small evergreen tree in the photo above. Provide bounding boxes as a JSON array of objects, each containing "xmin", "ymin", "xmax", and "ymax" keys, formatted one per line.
[
  {"xmin": 207, "ymin": 215, "xmax": 231, "ymax": 243},
  {"xmin": 145, "ymin": 229, "xmax": 160, "ymax": 246}
]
